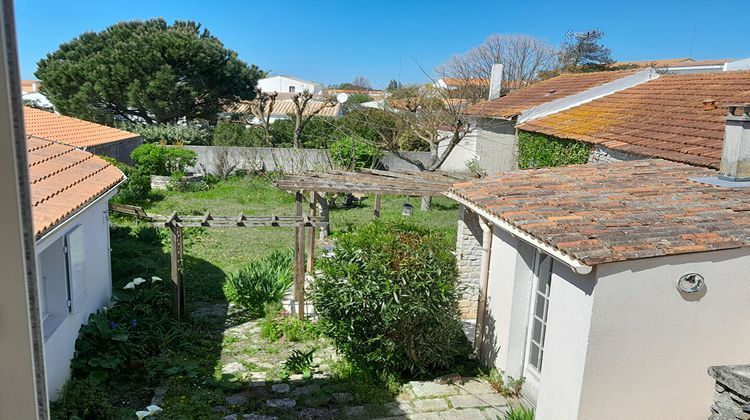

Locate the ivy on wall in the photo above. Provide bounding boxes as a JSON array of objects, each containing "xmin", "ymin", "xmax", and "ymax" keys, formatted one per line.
[{"xmin": 517, "ymin": 130, "xmax": 591, "ymax": 169}]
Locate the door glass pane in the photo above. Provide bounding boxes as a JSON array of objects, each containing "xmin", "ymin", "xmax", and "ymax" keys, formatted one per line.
[
  {"xmin": 528, "ymin": 252, "xmax": 553, "ymax": 373},
  {"xmin": 532, "ymin": 318, "xmax": 543, "ymax": 343}
]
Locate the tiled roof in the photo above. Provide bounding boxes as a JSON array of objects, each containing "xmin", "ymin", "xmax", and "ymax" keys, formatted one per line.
[
  {"xmin": 613, "ymin": 58, "xmax": 730, "ymax": 68},
  {"xmin": 466, "ymin": 69, "xmax": 636, "ymax": 119},
  {"xmin": 516, "ymin": 71, "xmax": 750, "ymax": 169},
  {"xmin": 450, "ymin": 160, "xmax": 750, "ymax": 265},
  {"xmin": 227, "ymin": 99, "xmax": 342, "ymax": 118},
  {"xmin": 27, "ymin": 136, "xmax": 124, "ymax": 238},
  {"xmin": 23, "ymin": 107, "xmax": 139, "ymax": 148}
]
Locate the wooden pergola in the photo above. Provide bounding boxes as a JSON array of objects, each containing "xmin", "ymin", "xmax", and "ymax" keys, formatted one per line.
[
  {"xmin": 275, "ymin": 169, "xmax": 472, "ymax": 235},
  {"xmin": 109, "ymin": 203, "xmax": 328, "ymax": 320}
]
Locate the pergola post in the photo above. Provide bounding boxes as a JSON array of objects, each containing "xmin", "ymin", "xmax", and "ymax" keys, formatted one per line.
[
  {"xmin": 169, "ymin": 225, "xmax": 185, "ymax": 320},
  {"xmin": 373, "ymin": 193, "xmax": 382, "ymax": 219},
  {"xmin": 316, "ymin": 193, "xmax": 330, "ymax": 240},
  {"xmin": 307, "ymin": 192, "xmax": 317, "ymax": 273},
  {"xmin": 295, "ymin": 191, "xmax": 306, "ymax": 319}
]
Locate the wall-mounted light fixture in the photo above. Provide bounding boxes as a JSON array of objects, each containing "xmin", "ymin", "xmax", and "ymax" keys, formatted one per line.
[{"xmin": 677, "ymin": 273, "xmax": 705, "ymax": 294}]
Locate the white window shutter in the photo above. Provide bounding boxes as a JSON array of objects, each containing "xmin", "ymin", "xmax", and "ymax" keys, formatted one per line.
[{"xmin": 65, "ymin": 226, "xmax": 85, "ymax": 314}]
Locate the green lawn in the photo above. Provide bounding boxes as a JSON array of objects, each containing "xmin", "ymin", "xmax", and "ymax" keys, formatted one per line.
[{"xmin": 111, "ymin": 174, "xmax": 459, "ymax": 303}]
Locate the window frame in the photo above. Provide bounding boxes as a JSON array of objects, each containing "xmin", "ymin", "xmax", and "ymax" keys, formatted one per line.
[{"xmin": 526, "ymin": 251, "xmax": 553, "ymax": 374}]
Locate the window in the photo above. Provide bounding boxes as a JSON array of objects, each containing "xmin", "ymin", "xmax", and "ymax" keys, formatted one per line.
[
  {"xmin": 288, "ymin": 86, "xmax": 295, "ymax": 93},
  {"xmin": 37, "ymin": 225, "xmax": 84, "ymax": 338},
  {"xmin": 528, "ymin": 253, "xmax": 552, "ymax": 372}
]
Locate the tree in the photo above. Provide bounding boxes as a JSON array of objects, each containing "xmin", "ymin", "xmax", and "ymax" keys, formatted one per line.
[
  {"xmin": 438, "ymin": 34, "xmax": 556, "ymax": 100},
  {"xmin": 36, "ymin": 19, "xmax": 262, "ymax": 125},
  {"xmin": 558, "ymin": 30, "xmax": 614, "ymax": 72},
  {"xmin": 386, "ymin": 79, "xmax": 402, "ymax": 91},
  {"xmin": 290, "ymin": 91, "xmax": 337, "ymax": 148},
  {"xmin": 248, "ymin": 91, "xmax": 278, "ymax": 145},
  {"xmin": 351, "ymin": 76, "xmax": 372, "ymax": 90}
]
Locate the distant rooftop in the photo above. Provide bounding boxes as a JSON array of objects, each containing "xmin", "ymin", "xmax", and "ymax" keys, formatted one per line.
[
  {"xmin": 613, "ymin": 57, "xmax": 733, "ymax": 69},
  {"xmin": 466, "ymin": 69, "xmax": 637, "ymax": 119},
  {"xmin": 450, "ymin": 160, "xmax": 750, "ymax": 266},
  {"xmin": 517, "ymin": 70, "xmax": 750, "ymax": 169}
]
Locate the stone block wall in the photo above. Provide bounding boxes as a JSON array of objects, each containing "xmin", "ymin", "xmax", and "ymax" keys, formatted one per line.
[
  {"xmin": 456, "ymin": 205, "xmax": 484, "ymax": 320},
  {"xmin": 708, "ymin": 365, "xmax": 750, "ymax": 420},
  {"xmin": 588, "ymin": 145, "xmax": 645, "ymax": 164},
  {"xmin": 88, "ymin": 137, "xmax": 143, "ymax": 165}
]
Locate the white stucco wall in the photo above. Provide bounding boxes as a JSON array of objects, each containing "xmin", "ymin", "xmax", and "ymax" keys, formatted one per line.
[
  {"xmin": 577, "ymin": 248, "xmax": 750, "ymax": 420},
  {"xmin": 437, "ymin": 129, "xmax": 478, "ymax": 172},
  {"xmin": 257, "ymin": 76, "xmax": 323, "ymax": 95},
  {"xmin": 35, "ymin": 193, "xmax": 115, "ymax": 400},
  {"xmin": 474, "ymin": 118, "xmax": 518, "ymax": 175}
]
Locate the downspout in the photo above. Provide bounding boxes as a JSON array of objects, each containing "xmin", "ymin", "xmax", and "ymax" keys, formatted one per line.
[{"xmin": 474, "ymin": 215, "xmax": 493, "ymax": 355}]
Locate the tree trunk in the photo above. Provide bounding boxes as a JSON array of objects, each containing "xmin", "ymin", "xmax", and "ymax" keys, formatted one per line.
[
  {"xmin": 293, "ymin": 113, "xmax": 303, "ymax": 148},
  {"xmin": 421, "ymin": 196, "xmax": 432, "ymax": 211}
]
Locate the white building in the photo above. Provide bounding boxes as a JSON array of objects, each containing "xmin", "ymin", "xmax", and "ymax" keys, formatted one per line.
[
  {"xmin": 27, "ymin": 130, "xmax": 126, "ymax": 399},
  {"xmin": 447, "ymin": 104, "xmax": 750, "ymax": 419},
  {"xmin": 257, "ymin": 75, "xmax": 324, "ymax": 96}
]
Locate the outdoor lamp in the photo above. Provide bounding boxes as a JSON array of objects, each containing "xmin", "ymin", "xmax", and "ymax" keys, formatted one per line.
[
  {"xmin": 676, "ymin": 273, "xmax": 705, "ymax": 294},
  {"xmin": 402, "ymin": 203, "xmax": 413, "ymax": 216}
]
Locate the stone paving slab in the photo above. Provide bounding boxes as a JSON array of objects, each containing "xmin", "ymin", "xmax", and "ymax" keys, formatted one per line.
[
  {"xmin": 449, "ymin": 393, "xmax": 507, "ymax": 409},
  {"xmin": 412, "ymin": 398, "xmax": 450, "ymax": 413},
  {"xmin": 408, "ymin": 381, "xmax": 460, "ymax": 399}
]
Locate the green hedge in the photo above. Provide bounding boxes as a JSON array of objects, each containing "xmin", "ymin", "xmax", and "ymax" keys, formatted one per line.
[{"xmin": 517, "ymin": 130, "xmax": 590, "ymax": 169}]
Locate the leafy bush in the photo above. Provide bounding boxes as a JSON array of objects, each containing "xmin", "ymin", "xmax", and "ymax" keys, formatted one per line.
[
  {"xmin": 71, "ymin": 276, "xmax": 172, "ymax": 381},
  {"xmin": 100, "ymin": 156, "xmax": 152, "ymax": 203},
  {"xmin": 517, "ymin": 130, "xmax": 590, "ymax": 169},
  {"xmin": 119, "ymin": 122, "xmax": 213, "ymax": 145},
  {"xmin": 223, "ymin": 250, "xmax": 294, "ymax": 316},
  {"xmin": 131, "ymin": 143, "xmax": 197, "ymax": 176},
  {"xmin": 483, "ymin": 368, "xmax": 525, "ymax": 399},
  {"xmin": 279, "ymin": 348, "xmax": 316, "ymax": 379},
  {"xmin": 311, "ymin": 221, "xmax": 469, "ymax": 376},
  {"xmin": 505, "ymin": 404, "xmax": 535, "ymax": 420},
  {"xmin": 268, "ymin": 117, "xmax": 339, "ymax": 148},
  {"xmin": 213, "ymin": 120, "xmax": 264, "ymax": 146},
  {"xmin": 260, "ymin": 312, "xmax": 319, "ymax": 343},
  {"xmin": 50, "ymin": 377, "xmax": 114, "ymax": 419},
  {"xmin": 329, "ymin": 136, "xmax": 382, "ymax": 170}
]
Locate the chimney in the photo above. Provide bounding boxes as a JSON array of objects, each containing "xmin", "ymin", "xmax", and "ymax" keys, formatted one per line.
[
  {"xmin": 488, "ymin": 63, "xmax": 503, "ymax": 100},
  {"xmin": 703, "ymin": 99, "xmax": 717, "ymax": 111},
  {"xmin": 719, "ymin": 104, "xmax": 750, "ymax": 181}
]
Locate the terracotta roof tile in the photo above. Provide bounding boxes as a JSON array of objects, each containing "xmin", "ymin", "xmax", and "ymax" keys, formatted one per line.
[
  {"xmin": 227, "ymin": 99, "xmax": 342, "ymax": 118},
  {"xmin": 27, "ymin": 136, "xmax": 125, "ymax": 238},
  {"xmin": 23, "ymin": 106, "xmax": 139, "ymax": 148},
  {"xmin": 466, "ymin": 69, "xmax": 637, "ymax": 119},
  {"xmin": 518, "ymin": 71, "xmax": 750, "ymax": 168},
  {"xmin": 450, "ymin": 160, "xmax": 750, "ymax": 265}
]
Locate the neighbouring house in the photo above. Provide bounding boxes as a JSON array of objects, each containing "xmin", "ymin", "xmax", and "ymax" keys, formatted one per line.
[
  {"xmin": 516, "ymin": 70, "xmax": 750, "ymax": 168},
  {"xmin": 614, "ymin": 57, "xmax": 750, "ymax": 74},
  {"xmin": 461, "ymin": 68, "xmax": 658, "ymax": 175},
  {"xmin": 447, "ymin": 107, "xmax": 750, "ymax": 417},
  {"xmin": 227, "ymin": 97, "xmax": 343, "ymax": 124},
  {"xmin": 29, "ymin": 135, "xmax": 125, "ymax": 399},
  {"xmin": 257, "ymin": 75, "xmax": 324, "ymax": 95},
  {"xmin": 21, "ymin": 79, "xmax": 53, "ymax": 110},
  {"xmin": 23, "ymin": 106, "xmax": 143, "ymax": 163}
]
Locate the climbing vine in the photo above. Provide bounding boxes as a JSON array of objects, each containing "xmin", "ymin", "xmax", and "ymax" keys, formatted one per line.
[{"xmin": 517, "ymin": 130, "xmax": 591, "ymax": 169}]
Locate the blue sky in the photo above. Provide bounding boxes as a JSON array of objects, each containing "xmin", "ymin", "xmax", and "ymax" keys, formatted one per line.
[{"xmin": 14, "ymin": 0, "xmax": 750, "ymax": 88}]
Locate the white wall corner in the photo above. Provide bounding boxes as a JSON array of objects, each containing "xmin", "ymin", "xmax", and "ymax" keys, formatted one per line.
[
  {"xmin": 489, "ymin": 63, "xmax": 504, "ymax": 100},
  {"xmin": 725, "ymin": 58, "xmax": 750, "ymax": 71},
  {"xmin": 517, "ymin": 68, "xmax": 660, "ymax": 124}
]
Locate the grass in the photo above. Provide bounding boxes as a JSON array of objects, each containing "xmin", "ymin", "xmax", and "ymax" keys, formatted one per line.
[{"xmin": 111, "ymin": 173, "xmax": 459, "ymax": 302}]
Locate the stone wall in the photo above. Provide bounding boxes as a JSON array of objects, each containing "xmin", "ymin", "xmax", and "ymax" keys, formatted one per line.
[
  {"xmin": 588, "ymin": 145, "xmax": 645, "ymax": 164},
  {"xmin": 456, "ymin": 205, "xmax": 484, "ymax": 320},
  {"xmin": 709, "ymin": 365, "xmax": 750, "ymax": 420}
]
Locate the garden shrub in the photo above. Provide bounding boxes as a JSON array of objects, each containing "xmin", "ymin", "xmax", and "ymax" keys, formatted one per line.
[
  {"xmin": 259, "ymin": 303, "xmax": 319, "ymax": 342},
  {"xmin": 212, "ymin": 120, "xmax": 264, "ymax": 146},
  {"xmin": 328, "ymin": 136, "xmax": 382, "ymax": 170},
  {"xmin": 118, "ymin": 122, "xmax": 213, "ymax": 145},
  {"xmin": 49, "ymin": 377, "xmax": 114, "ymax": 419},
  {"xmin": 130, "ymin": 143, "xmax": 197, "ymax": 176},
  {"xmin": 310, "ymin": 221, "xmax": 469, "ymax": 376},
  {"xmin": 517, "ymin": 130, "xmax": 590, "ymax": 169},
  {"xmin": 100, "ymin": 156, "xmax": 152, "ymax": 203},
  {"xmin": 223, "ymin": 250, "xmax": 294, "ymax": 316}
]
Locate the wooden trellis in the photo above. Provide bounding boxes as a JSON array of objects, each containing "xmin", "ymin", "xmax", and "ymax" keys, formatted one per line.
[{"xmin": 109, "ymin": 203, "xmax": 327, "ymax": 320}]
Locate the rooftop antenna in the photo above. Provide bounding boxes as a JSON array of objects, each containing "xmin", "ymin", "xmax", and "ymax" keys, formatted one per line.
[{"xmin": 688, "ymin": 27, "xmax": 696, "ymax": 58}]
